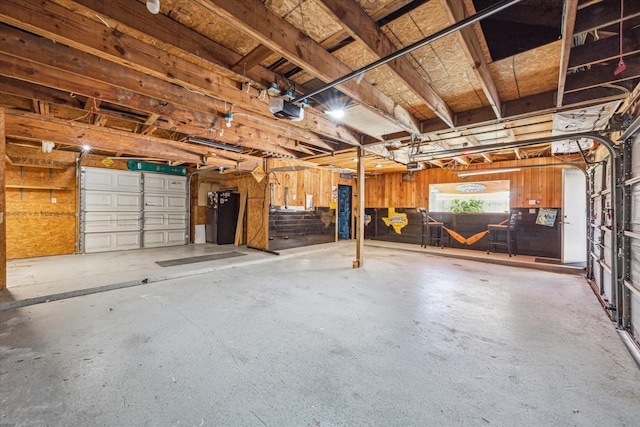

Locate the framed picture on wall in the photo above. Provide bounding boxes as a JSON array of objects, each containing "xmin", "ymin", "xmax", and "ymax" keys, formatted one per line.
[{"xmin": 535, "ymin": 208, "xmax": 558, "ymax": 227}]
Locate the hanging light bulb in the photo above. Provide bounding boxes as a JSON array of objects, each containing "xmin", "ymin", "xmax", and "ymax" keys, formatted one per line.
[
  {"xmin": 146, "ymin": 0, "xmax": 160, "ymax": 14},
  {"xmin": 223, "ymin": 113, "xmax": 233, "ymax": 128}
]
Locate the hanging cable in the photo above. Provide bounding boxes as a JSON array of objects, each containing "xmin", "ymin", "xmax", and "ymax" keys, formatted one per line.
[{"xmin": 615, "ymin": 0, "xmax": 627, "ymax": 75}]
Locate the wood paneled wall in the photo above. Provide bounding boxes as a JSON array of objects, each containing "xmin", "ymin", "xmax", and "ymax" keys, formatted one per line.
[
  {"xmin": 216, "ymin": 172, "xmax": 270, "ymax": 250},
  {"xmin": 365, "ymin": 158, "xmax": 569, "ymax": 209},
  {"xmin": 268, "ymin": 159, "xmax": 355, "ymax": 208}
]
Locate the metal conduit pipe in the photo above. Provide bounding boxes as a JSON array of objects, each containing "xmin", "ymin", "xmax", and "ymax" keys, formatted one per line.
[{"xmin": 293, "ymin": 0, "xmax": 523, "ymax": 104}]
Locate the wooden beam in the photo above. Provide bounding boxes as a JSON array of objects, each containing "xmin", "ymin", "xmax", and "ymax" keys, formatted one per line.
[
  {"xmin": 319, "ymin": 0, "xmax": 455, "ymax": 127},
  {"xmin": 0, "ymin": 1, "xmax": 361, "ymax": 147},
  {"xmin": 73, "ymin": 0, "xmax": 272, "ymax": 86},
  {"xmin": 0, "ymin": 45, "xmax": 308, "ymax": 158},
  {"xmin": 564, "ymin": 56, "xmax": 640, "ymax": 93},
  {"xmin": 0, "ymin": 108, "xmax": 5, "ymax": 289},
  {"xmin": 356, "ymin": 145, "xmax": 365, "ymax": 267},
  {"xmin": 0, "ymin": 49, "xmax": 216, "ymax": 136},
  {"xmin": 514, "ymin": 147, "xmax": 522, "ymax": 160},
  {"xmin": 556, "ymin": 0, "xmax": 578, "ymax": 107},
  {"xmin": 5, "ymin": 109, "xmax": 206, "ymax": 164},
  {"xmin": 140, "ymin": 113, "xmax": 160, "ymax": 135},
  {"xmin": 0, "ymin": 76, "xmax": 84, "ymax": 110},
  {"xmin": 574, "ymin": 0, "xmax": 640, "ymax": 34},
  {"xmin": 440, "ymin": 0, "xmax": 502, "ymax": 119},
  {"xmin": 422, "ymin": 86, "xmax": 627, "ymax": 135},
  {"xmin": 232, "ymin": 45, "xmax": 274, "ymax": 74},
  {"xmin": 281, "ymin": 0, "xmax": 428, "ymax": 80},
  {"xmin": 569, "ymin": 26, "xmax": 640, "ymax": 69},
  {"xmin": 454, "ymin": 156, "xmax": 470, "ymax": 165},
  {"xmin": 196, "ymin": 0, "xmax": 421, "ymax": 133},
  {"xmin": 464, "ymin": 135, "xmax": 493, "ymax": 162}
]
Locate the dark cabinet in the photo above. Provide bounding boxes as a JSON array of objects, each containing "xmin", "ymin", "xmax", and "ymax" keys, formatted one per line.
[{"xmin": 206, "ymin": 192, "xmax": 240, "ymax": 245}]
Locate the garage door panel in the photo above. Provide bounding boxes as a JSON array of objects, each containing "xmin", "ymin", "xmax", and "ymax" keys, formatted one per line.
[
  {"xmin": 83, "ymin": 212, "xmax": 141, "ymax": 233},
  {"xmin": 84, "ymin": 232, "xmax": 141, "ymax": 253},
  {"xmin": 602, "ymin": 263, "xmax": 613, "ymax": 303},
  {"xmin": 143, "ymin": 230, "xmax": 188, "ymax": 248},
  {"xmin": 144, "ymin": 194, "xmax": 187, "ymax": 211},
  {"xmin": 82, "ymin": 167, "xmax": 188, "ymax": 253},
  {"xmin": 593, "ymin": 164, "xmax": 604, "ymax": 193},
  {"xmin": 84, "ymin": 191, "xmax": 142, "ymax": 212},
  {"xmin": 143, "ymin": 213, "xmax": 188, "ymax": 230},
  {"xmin": 82, "ymin": 168, "xmax": 141, "ymax": 192},
  {"xmin": 143, "ymin": 174, "xmax": 187, "ymax": 193},
  {"xmin": 632, "ymin": 291, "xmax": 640, "ymax": 336}
]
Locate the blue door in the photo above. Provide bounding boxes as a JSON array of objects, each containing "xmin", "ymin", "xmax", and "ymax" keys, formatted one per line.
[{"xmin": 338, "ymin": 185, "xmax": 352, "ymax": 240}]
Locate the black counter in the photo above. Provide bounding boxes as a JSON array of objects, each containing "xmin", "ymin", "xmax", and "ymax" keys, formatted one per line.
[
  {"xmin": 364, "ymin": 208, "xmax": 561, "ymax": 259},
  {"xmin": 268, "ymin": 207, "xmax": 335, "ymax": 251}
]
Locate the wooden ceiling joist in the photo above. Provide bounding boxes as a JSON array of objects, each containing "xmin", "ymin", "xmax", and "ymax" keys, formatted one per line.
[
  {"xmin": 569, "ymin": 25, "xmax": 640, "ymax": 70},
  {"xmin": 196, "ymin": 0, "xmax": 421, "ymax": 133},
  {"xmin": 574, "ymin": 0, "xmax": 640, "ymax": 34},
  {"xmin": 5, "ymin": 109, "xmax": 204, "ymax": 164},
  {"xmin": 319, "ymin": 0, "xmax": 455, "ymax": 127},
  {"xmin": 0, "ymin": 0, "xmax": 360, "ymax": 147},
  {"xmin": 441, "ymin": 0, "xmax": 503, "ymax": 119},
  {"xmin": 556, "ymin": 0, "xmax": 578, "ymax": 107}
]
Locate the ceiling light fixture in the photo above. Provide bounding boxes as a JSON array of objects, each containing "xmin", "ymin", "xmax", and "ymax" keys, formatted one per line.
[
  {"xmin": 187, "ymin": 136, "xmax": 242, "ymax": 153},
  {"xmin": 146, "ymin": 0, "xmax": 160, "ymax": 14},
  {"xmin": 455, "ymin": 167, "xmax": 521, "ymax": 178},
  {"xmin": 326, "ymin": 108, "xmax": 345, "ymax": 119},
  {"xmin": 375, "ymin": 163, "xmax": 382, "ymax": 168},
  {"xmin": 223, "ymin": 113, "xmax": 233, "ymax": 128},
  {"xmin": 455, "ymin": 183, "xmax": 487, "ymax": 192}
]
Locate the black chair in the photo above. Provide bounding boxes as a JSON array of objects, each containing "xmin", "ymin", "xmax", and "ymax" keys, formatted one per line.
[
  {"xmin": 487, "ymin": 212, "xmax": 518, "ymax": 256},
  {"xmin": 421, "ymin": 211, "xmax": 444, "ymax": 249}
]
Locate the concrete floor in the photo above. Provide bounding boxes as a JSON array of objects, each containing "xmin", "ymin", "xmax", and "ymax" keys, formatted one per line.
[{"xmin": 1, "ymin": 242, "xmax": 639, "ymax": 426}]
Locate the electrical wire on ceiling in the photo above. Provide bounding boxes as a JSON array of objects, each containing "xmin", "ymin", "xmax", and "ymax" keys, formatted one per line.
[{"xmin": 614, "ymin": 0, "xmax": 627, "ymax": 75}]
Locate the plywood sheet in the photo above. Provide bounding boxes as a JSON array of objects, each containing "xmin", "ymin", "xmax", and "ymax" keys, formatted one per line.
[
  {"xmin": 5, "ymin": 147, "xmax": 77, "ymax": 259},
  {"xmin": 266, "ymin": 0, "xmax": 344, "ymax": 43},
  {"xmin": 162, "ymin": 0, "xmax": 259, "ymax": 56},
  {"xmin": 356, "ymin": 0, "xmax": 399, "ymax": 14},
  {"xmin": 491, "ymin": 41, "xmax": 562, "ymax": 101}
]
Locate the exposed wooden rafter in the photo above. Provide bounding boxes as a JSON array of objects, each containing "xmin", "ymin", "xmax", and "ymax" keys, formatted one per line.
[
  {"xmin": 556, "ymin": 0, "xmax": 578, "ymax": 107},
  {"xmin": 440, "ymin": 0, "xmax": 502, "ymax": 119},
  {"xmin": 195, "ymin": 0, "xmax": 421, "ymax": 133},
  {"xmin": 318, "ymin": 0, "xmax": 455, "ymax": 127}
]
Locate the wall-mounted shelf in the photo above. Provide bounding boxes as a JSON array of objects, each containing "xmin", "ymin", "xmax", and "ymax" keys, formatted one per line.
[
  {"xmin": 6, "ymin": 185, "xmax": 69, "ymax": 191},
  {"xmin": 5, "ymin": 155, "xmax": 71, "ymax": 170}
]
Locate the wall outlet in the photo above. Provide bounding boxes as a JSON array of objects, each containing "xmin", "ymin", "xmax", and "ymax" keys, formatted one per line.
[{"xmin": 51, "ymin": 198, "xmax": 57, "ymax": 203}]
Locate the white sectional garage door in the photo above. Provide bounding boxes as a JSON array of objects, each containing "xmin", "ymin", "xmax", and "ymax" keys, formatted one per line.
[
  {"xmin": 81, "ymin": 167, "xmax": 188, "ymax": 253},
  {"xmin": 142, "ymin": 173, "xmax": 188, "ymax": 248}
]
